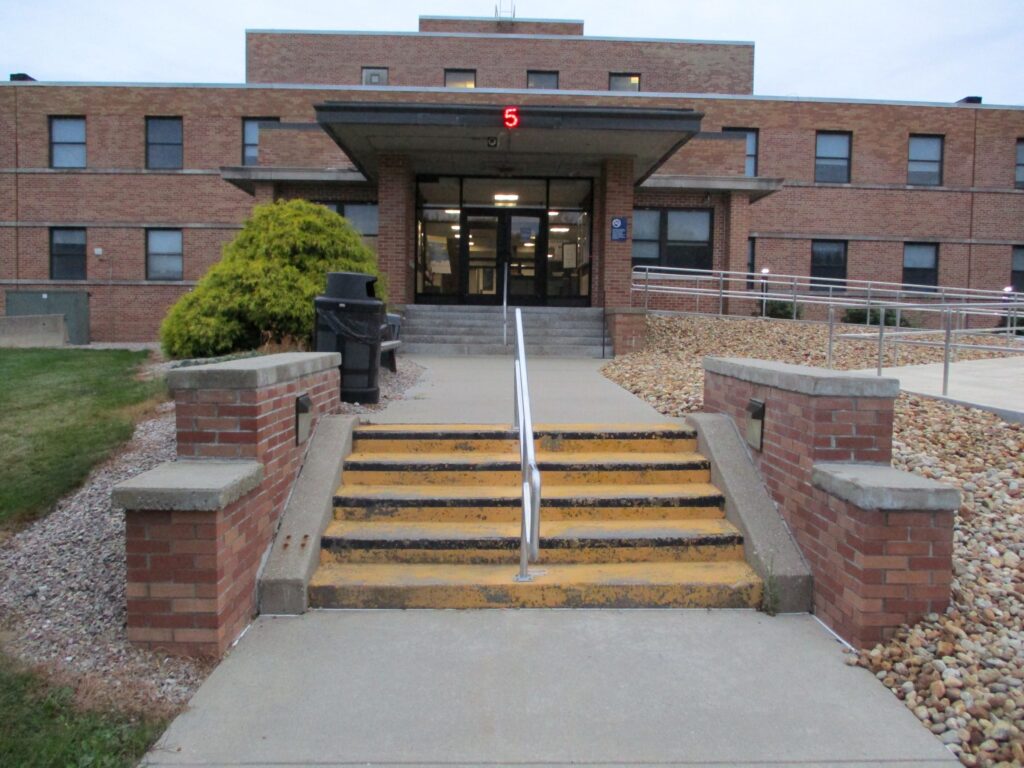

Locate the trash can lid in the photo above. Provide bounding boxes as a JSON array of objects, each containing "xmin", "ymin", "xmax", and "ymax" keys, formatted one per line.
[{"xmin": 325, "ymin": 272, "xmax": 378, "ymax": 299}]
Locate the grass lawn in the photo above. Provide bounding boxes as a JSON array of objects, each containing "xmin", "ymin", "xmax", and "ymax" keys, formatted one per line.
[
  {"xmin": 0, "ymin": 654, "xmax": 165, "ymax": 768},
  {"xmin": 0, "ymin": 348, "xmax": 163, "ymax": 528}
]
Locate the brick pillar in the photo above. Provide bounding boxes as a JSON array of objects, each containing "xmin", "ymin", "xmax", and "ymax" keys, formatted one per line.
[
  {"xmin": 723, "ymin": 192, "xmax": 751, "ymax": 316},
  {"xmin": 377, "ymin": 154, "xmax": 415, "ymax": 304},
  {"xmin": 702, "ymin": 357, "xmax": 958, "ymax": 647},
  {"xmin": 252, "ymin": 181, "xmax": 276, "ymax": 205},
  {"xmin": 601, "ymin": 157, "xmax": 635, "ymax": 310}
]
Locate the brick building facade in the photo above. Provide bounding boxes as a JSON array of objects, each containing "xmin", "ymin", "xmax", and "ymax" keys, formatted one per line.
[{"xmin": 2, "ymin": 15, "xmax": 1023, "ymax": 345}]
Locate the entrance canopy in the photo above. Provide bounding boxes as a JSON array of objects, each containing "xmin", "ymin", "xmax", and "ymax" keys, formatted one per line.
[{"xmin": 314, "ymin": 102, "xmax": 703, "ymax": 183}]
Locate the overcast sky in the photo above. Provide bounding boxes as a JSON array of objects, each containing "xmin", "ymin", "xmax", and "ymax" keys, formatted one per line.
[{"xmin": 1, "ymin": 0, "xmax": 1021, "ymax": 104}]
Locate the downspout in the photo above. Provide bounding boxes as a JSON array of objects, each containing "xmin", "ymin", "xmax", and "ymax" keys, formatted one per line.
[
  {"xmin": 967, "ymin": 107, "xmax": 978, "ymax": 290},
  {"xmin": 13, "ymin": 85, "xmax": 20, "ymax": 281}
]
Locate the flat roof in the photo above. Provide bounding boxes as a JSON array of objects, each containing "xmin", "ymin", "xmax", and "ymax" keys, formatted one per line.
[
  {"xmin": 418, "ymin": 15, "xmax": 586, "ymax": 24},
  {"xmin": 244, "ymin": 28, "xmax": 753, "ymax": 46}
]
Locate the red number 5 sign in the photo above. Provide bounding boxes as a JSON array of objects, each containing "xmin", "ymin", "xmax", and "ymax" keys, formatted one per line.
[{"xmin": 503, "ymin": 106, "xmax": 520, "ymax": 129}]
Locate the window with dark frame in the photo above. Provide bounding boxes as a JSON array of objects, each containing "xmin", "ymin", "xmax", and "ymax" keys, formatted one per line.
[
  {"xmin": 146, "ymin": 229, "xmax": 183, "ymax": 281},
  {"xmin": 1012, "ymin": 246, "xmax": 1024, "ymax": 293},
  {"xmin": 444, "ymin": 69, "xmax": 476, "ymax": 88},
  {"xmin": 146, "ymin": 117, "xmax": 183, "ymax": 169},
  {"xmin": 631, "ymin": 209, "xmax": 713, "ymax": 270},
  {"xmin": 815, "ymin": 131, "xmax": 851, "ymax": 183},
  {"xmin": 50, "ymin": 117, "xmax": 86, "ymax": 168},
  {"xmin": 810, "ymin": 240, "xmax": 847, "ymax": 288},
  {"xmin": 746, "ymin": 237, "xmax": 756, "ymax": 288},
  {"xmin": 903, "ymin": 243, "xmax": 938, "ymax": 290},
  {"xmin": 361, "ymin": 67, "xmax": 389, "ymax": 86},
  {"xmin": 723, "ymin": 128, "xmax": 758, "ymax": 176},
  {"xmin": 314, "ymin": 201, "xmax": 379, "ymax": 252},
  {"xmin": 1016, "ymin": 139, "xmax": 1024, "ymax": 190},
  {"xmin": 609, "ymin": 73, "xmax": 641, "ymax": 92},
  {"xmin": 908, "ymin": 134, "xmax": 943, "ymax": 186},
  {"xmin": 50, "ymin": 228, "xmax": 86, "ymax": 280},
  {"xmin": 242, "ymin": 117, "xmax": 279, "ymax": 166},
  {"xmin": 527, "ymin": 70, "xmax": 559, "ymax": 89}
]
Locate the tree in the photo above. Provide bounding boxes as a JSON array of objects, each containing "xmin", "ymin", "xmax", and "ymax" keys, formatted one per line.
[{"xmin": 160, "ymin": 199, "xmax": 383, "ymax": 358}]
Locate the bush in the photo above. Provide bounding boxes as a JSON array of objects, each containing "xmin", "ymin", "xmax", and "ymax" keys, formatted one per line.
[
  {"xmin": 841, "ymin": 307, "xmax": 913, "ymax": 327},
  {"xmin": 161, "ymin": 200, "xmax": 383, "ymax": 358},
  {"xmin": 755, "ymin": 300, "xmax": 803, "ymax": 319}
]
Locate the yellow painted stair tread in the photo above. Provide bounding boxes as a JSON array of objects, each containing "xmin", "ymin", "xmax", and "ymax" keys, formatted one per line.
[
  {"xmin": 343, "ymin": 451, "xmax": 709, "ymax": 465},
  {"xmin": 355, "ymin": 422, "xmax": 693, "ymax": 433},
  {"xmin": 334, "ymin": 481, "xmax": 723, "ymax": 501}
]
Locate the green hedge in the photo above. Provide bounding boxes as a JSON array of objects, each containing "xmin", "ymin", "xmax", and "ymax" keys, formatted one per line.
[
  {"xmin": 161, "ymin": 200, "xmax": 383, "ymax": 358},
  {"xmin": 841, "ymin": 307, "xmax": 913, "ymax": 327}
]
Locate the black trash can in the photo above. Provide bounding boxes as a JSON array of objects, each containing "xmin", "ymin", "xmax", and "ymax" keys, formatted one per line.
[{"xmin": 314, "ymin": 272, "xmax": 384, "ymax": 404}]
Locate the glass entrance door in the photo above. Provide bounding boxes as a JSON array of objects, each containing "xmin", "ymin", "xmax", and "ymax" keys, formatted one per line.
[
  {"xmin": 460, "ymin": 210, "xmax": 545, "ymax": 305},
  {"xmin": 463, "ymin": 213, "xmax": 499, "ymax": 302}
]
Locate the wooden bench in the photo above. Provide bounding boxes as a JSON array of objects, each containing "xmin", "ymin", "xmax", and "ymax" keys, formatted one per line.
[{"xmin": 380, "ymin": 313, "xmax": 402, "ymax": 373}]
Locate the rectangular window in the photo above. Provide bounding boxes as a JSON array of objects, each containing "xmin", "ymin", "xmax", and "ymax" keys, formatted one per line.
[
  {"xmin": 609, "ymin": 73, "xmax": 641, "ymax": 92},
  {"xmin": 1016, "ymin": 139, "xmax": 1024, "ymax": 190},
  {"xmin": 746, "ymin": 237, "xmax": 756, "ymax": 288},
  {"xmin": 527, "ymin": 70, "xmax": 559, "ymax": 89},
  {"xmin": 361, "ymin": 67, "xmax": 388, "ymax": 86},
  {"xmin": 146, "ymin": 117, "xmax": 183, "ymax": 170},
  {"xmin": 1012, "ymin": 246, "xmax": 1024, "ymax": 292},
  {"xmin": 50, "ymin": 117, "xmax": 86, "ymax": 168},
  {"xmin": 147, "ymin": 229, "xmax": 183, "ymax": 281},
  {"xmin": 242, "ymin": 117, "xmax": 279, "ymax": 166},
  {"xmin": 444, "ymin": 69, "xmax": 476, "ymax": 88},
  {"xmin": 631, "ymin": 209, "xmax": 712, "ymax": 269},
  {"xmin": 50, "ymin": 228, "xmax": 86, "ymax": 280},
  {"xmin": 723, "ymin": 127, "xmax": 758, "ymax": 176},
  {"xmin": 815, "ymin": 131, "xmax": 851, "ymax": 183},
  {"xmin": 908, "ymin": 134, "xmax": 943, "ymax": 186},
  {"xmin": 903, "ymin": 243, "xmax": 938, "ymax": 290},
  {"xmin": 810, "ymin": 240, "xmax": 847, "ymax": 287}
]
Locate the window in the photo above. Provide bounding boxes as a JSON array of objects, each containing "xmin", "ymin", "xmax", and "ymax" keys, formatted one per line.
[
  {"xmin": 746, "ymin": 237, "xmax": 756, "ymax": 288},
  {"xmin": 316, "ymin": 202, "xmax": 379, "ymax": 252},
  {"xmin": 723, "ymin": 127, "xmax": 758, "ymax": 176},
  {"xmin": 903, "ymin": 243, "xmax": 938, "ymax": 290},
  {"xmin": 631, "ymin": 209, "xmax": 713, "ymax": 269},
  {"xmin": 810, "ymin": 240, "xmax": 847, "ymax": 287},
  {"xmin": 908, "ymin": 134, "xmax": 943, "ymax": 186},
  {"xmin": 609, "ymin": 73, "xmax": 641, "ymax": 92},
  {"xmin": 444, "ymin": 69, "xmax": 476, "ymax": 88},
  {"xmin": 242, "ymin": 117, "xmax": 279, "ymax": 166},
  {"xmin": 50, "ymin": 228, "xmax": 86, "ymax": 280},
  {"xmin": 146, "ymin": 117, "xmax": 183, "ymax": 169},
  {"xmin": 361, "ymin": 67, "xmax": 388, "ymax": 86},
  {"xmin": 815, "ymin": 131, "xmax": 851, "ymax": 183},
  {"xmin": 1016, "ymin": 139, "xmax": 1024, "ymax": 190},
  {"xmin": 527, "ymin": 70, "xmax": 558, "ymax": 89},
  {"xmin": 1012, "ymin": 246, "xmax": 1024, "ymax": 292},
  {"xmin": 146, "ymin": 229, "xmax": 183, "ymax": 281},
  {"xmin": 50, "ymin": 117, "xmax": 86, "ymax": 168}
]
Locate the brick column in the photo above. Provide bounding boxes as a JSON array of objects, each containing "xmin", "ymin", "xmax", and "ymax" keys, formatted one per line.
[
  {"xmin": 702, "ymin": 357, "xmax": 958, "ymax": 647},
  {"xmin": 113, "ymin": 353, "xmax": 340, "ymax": 657},
  {"xmin": 377, "ymin": 154, "xmax": 415, "ymax": 305},
  {"xmin": 600, "ymin": 157, "xmax": 635, "ymax": 310}
]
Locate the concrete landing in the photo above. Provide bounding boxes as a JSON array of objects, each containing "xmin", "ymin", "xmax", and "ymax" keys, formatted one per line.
[
  {"xmin": 856, "ymin": 354, "xmax": 1024, "ymax": 423},
  {"xmin": 377, "ymin": 355, "xmax": 670, "ymax": 424},
  {"xmin": 144, "ymin": 610, "xmax": 955, "ymax": 767}
]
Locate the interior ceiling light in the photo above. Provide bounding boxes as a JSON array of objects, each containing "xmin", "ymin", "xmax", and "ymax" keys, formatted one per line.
[
  {"xmin": 548, "ymin": 211, "xmax": 559, "ymax": 216},
  {"xmin": 444, "ymin": 209, "xmax": 460, "ymax": 215},
  {"xmin": 451, "ymin": 225, "xmax": 460, "ymax": 231},
  {"xmin": 494, "ymin": 193, "xmax": 519, "ymax": 201},
  {"xmin": 523, "ymin": 242, "xmax": 535, "ymax": 248},
  {"xmin": 549, "ymin": 226, "xmax": 570, "ymax": 233}
]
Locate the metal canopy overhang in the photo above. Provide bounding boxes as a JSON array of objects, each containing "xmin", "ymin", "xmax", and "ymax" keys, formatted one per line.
[{"xmin": 314, "ymin": 102, "xmax": 703, "ymax": 184}]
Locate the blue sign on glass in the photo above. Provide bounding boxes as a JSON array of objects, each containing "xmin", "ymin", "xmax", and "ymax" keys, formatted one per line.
[{"xmin": 610, "ymin": 216, "xmax": 628, "ymax": 241}]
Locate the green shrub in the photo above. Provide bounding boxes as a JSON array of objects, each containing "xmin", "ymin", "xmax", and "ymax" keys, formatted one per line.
[
  {"xmin": 161, "ymin": 200, "xmax": 383, "ymax": 358},
  {"xmin": 755, "ymin": 300, "xmax": 803, "ymax": 319},
  {"xmin": 841, "ymin": 307, "xmax": 913, "ymax": 327}
]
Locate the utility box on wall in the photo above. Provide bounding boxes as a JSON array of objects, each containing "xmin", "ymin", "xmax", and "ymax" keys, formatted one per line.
[{"xmin": 5, "ymin": 291, "xmax": 90, "ymax": 345}]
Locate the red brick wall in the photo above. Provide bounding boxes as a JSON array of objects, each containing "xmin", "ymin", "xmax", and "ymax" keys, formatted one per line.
[
  {"xmin": 417, "ymin": 18, "xmax": 585, "ymax": 35},
  {"xmin": 376, "ymin": 154, "xmax": 414, "ymax": 304},
  {"xmin": 126, "ymin": 364, "xmax": 340, "ymax": 656},
  {"xmin": 663, "ymin": 133, "xmax": 747, "ymax": 176},
  {"xmin": 600, "ymin": 157, "xmax": 635, "ymax": 309},
  {"xmin": 703, "ymin": 367, "xmax": 952, "ymax": 647},
  {"xmin": 259, "ymin": 124, "xmax": 353, "ymax": 169}
]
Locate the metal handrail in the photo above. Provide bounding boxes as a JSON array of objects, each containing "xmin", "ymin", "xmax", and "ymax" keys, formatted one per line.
[
  {"xmin": 502, "ymin": 263, "xmax": 509, "ymax": 347},
  {"xmin": 512, "ymin": 307, "xmax": 541, "ymax": 581}
]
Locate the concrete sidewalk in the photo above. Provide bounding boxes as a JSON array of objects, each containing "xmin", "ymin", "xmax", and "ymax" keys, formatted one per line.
[
  {"xmin": 377, "ymin": 355, "xmax": 672, "ymax": 424},
  {"xmin": 855, "ymin": 355, "xmax": 1024, "ymax": 423},
  {"xmin": 145, "ymin": 610, "xmax": 954, "ymax": 767}
]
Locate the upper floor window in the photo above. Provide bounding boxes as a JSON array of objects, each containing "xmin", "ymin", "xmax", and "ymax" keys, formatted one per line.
[
  {"xmin": 242, "ymin": 117, "xmax": 279, "ymax": 166},
  {"xmin": 361, "ymin": 67, "xmax": 388, "ymax": 86},
  {"xmin": 815, "ymin": 131, "xmax": 852, "ymax": 183},
  {"xmin": 50, "ymin": 228, "xmax": 86, "ymax": 280},
  {"xmin": 146, "ymin": 229, "xmax": 183, "ymax": 281},
  {"xmin": 723, "ymin": 127, "xmax": 758, "ymax": 176},
  {"xmin": 444, "ymin": 69, "xmax": 476, "ymax": 89},
  {"xmin": 50, "ymin": 117, "xmax": 86, "ymax": 168},
  {"xmin": 609, "ymin": 73, "xmax": 641, "ymax": 92},
  {"xmin": 527, "ymin": 70, "xmax": 558, "ymax": 89},
  {"xmin": 146, "ymin": 117, "xmax": 183, "ymax": 170},
  {"xmin": 1016, "ymin": 139, "xmax": 1024, "ymax": 190},
  {"xmin": 317, "ymin": 201, "xmax": 380, "ymax": 253},
  {"xmin": 810, "ymin": 240, "xmax": 847, "ymax": 288},
  {"xmin": 631, "ymin": 209, "xmax": 712, "ymax": 270},
  {"xmin": 903, "ymin": 243, "xmax": 938, "ymax": 290},
  {"xmin": 908, "ymin": 134, "xmax": 943, "ymax": 186},
  {"xmin": 1012, "ymin": 246, "xmax": 1024, "ymax": 292}
]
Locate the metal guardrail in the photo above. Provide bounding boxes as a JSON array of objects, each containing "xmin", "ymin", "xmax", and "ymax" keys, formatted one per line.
[{"xmin": 512, "ymin": 307, "xmax": 541, "ymax": 582}]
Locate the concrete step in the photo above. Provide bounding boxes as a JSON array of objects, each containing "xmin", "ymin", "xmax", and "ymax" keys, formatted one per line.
[
  {"xmin": 399, "ymin": 342, "xmax": 606, "ymax": 357},
  {"xmin": 320, "ymin": 518, "xmax": 745, "ymax": 565},
  {"xmin": 308, "ymin": 560, "xmax": 762, "ymax": 609},
  {"xmin": 400, "ymin": 332, "xmax": 608, "ymax": 345},
  {"xmin": 403, "ymin": 315, "xmax": 605, "ymax": 328},
  {"xmin": 403, "ymin": 306, "xmax": 604, "ymax": 316}
]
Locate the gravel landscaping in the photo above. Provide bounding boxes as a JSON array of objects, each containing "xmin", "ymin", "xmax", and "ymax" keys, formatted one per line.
[{"xmin": 604, "ymin": 314, "xmax": 1024, "ymax": 767}]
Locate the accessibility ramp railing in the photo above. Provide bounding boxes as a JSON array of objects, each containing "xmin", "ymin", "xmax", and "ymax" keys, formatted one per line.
[{"xmin": 511, "ymin": 307, "xmax": 541, "ymax": 581}]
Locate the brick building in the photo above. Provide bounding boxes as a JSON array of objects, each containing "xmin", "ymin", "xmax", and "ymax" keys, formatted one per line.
[{"xmin": 2, "ymin": 14, "xmax": 1023, "ymax": 347}]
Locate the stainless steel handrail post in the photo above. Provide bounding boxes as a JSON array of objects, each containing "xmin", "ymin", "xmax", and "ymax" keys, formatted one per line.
[
  {"xmin": 511, "ymin": 308, "xmax": 541, "ymax": 580},
  {"xmin": 827, "ymin": 305, "xmax": 835, "ymax": 368},
  {"xmin": 503, "ymin": 263, "xmax": 509, "ymax": 347},
  {"xmin": 877, "ymin": 306, "xmax": 886, "ymax": 375},
  {"xmin": 718, "ymin": 271, "xmax": 725, "ymax": 316},
  {"xmin": 942, "ymin": 309, "xmax": 952, "ymax": 396}
]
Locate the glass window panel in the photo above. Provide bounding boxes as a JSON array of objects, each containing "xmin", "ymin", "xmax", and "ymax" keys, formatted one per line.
[
  {"xmin": 51, "ymin": 255, "xmax": 86, "ymax": 280},
  {"xmin": 666, "ymin": 244, "xmax": 712, "ymax": 270},
  {"xmin": 904, "ymin": 244, "xmax": 937, "ymax": 269},
  {"xmin": 632, "ymin": 210, "xmax": 660, "ymax": 240},
  {"xmin": 52, "ymin": 144, "xmax": 86, "ymax": 168},
  {"xmin": 527, "ymin": 71, "xmax": 558, "ymax": 89},
  {"xmin": 631, "ymin": 241, "xmax": 660, "ymax": 261},
  {"xmin": 815, "ymin": 158, "xmax": 849, "ymax": 183},
  {"xmin": 243, "ymin": 145, "xmax": 259, "ymax": 165},
  {"xmin": 51, "ymin": 118, "xmax": 85, "ymax": 142},
  {"xmin": 1011, "ymin": 247, "xmax": 1024, "ymax": 271},
  {"xmin": 243, "ymin": 119, "xmax": 261, "ymax": 144},
  {"xmin": 1017, "ymin": 140, "xmax": 1024, "ymax": 164},
  {"xmin": 745, "ymin": 132, "xmax": 757, "ymax": 156},
  {"xmin": 908, "ymin": 162, "xmax": 940, "ymax": 185},
  {"xmin": 148, "ymin": 230, "xmax": 182, "ymax": 254},
  {"xmin": 147, "ymin": 144, "xmax": 183, "ymax": 169},
  {"xmin": 811, "ymin": 241, "xmax": 847, "ymax": 287},
  {"xmin": 667, "ymin": 210, "xmax": 711, "ymax": 242},
  {"xmin": 816, "ymin": 133, "xmax": 850, "ymax": 158},
  {"xmin": 53, "ymin": 229, "xmax": 86, "ymax": 247},
  {"xmin": 316, "ymin": 201, "xmax": 341, "ymax": 213},
  {"xmin": 51, "ymin": 229, "xmax": 86, "ymax": 280},
  {"xmin": 548, "ymin": 179, "xmax": 591, "ymax": 208},
  {"xmin": 147, "ymin": 118, "xmax": 182, "ymax": 143},
  {"xmin": 744, "ymin": 157, "xmax": 756, "ymax": 176},
  {"xmin": 1016, "ymin": 166, "xmax": 1024, "ymax": 186},
  {"xmin": 909, "ymin": 136, "xmax": 942, "ymax": 161},
  {"xmin": 148, "ymin": 253, "xmax": 183, "ymax": 281},
  {"xmin": 444, "ymin": 69, "xmax": 475, "ymax": 88},
  {"xmin": 417, "ymin": 176, "xmax": 461, "ymax": 207},
  {"xmin": 343, "ymin": 204, "xmax": 379, "ymax": 236},
  {"xmin": 462, "ymin": 177, "xmax": 545, "ymax": 207},
  {"xmin": 609, "ymin": 73, "xmax": 640, "ymax": 91}
]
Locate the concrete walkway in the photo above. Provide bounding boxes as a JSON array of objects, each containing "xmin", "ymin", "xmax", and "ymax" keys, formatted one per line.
[
  {"xmin": 376, "ymin": 355, "xmax": 672, "ymax": 424},
  {"xmin": 855, "ymin": 355, "xmax": 1024, "ymax": 423},
  {"xmin": 145, "ymin": 610, "xmax": 955, "ymax": 767}
]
